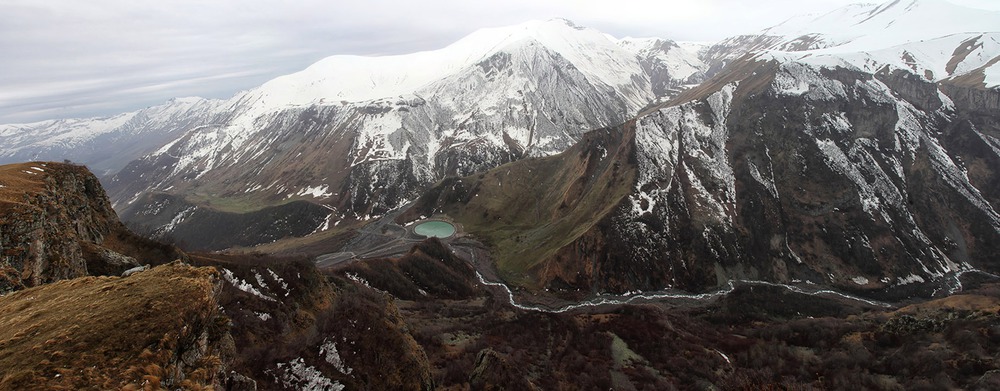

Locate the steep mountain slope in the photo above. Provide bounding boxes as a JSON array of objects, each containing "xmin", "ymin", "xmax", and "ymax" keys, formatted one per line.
[
  {"xmin": 406, "ymin": 0, "xmax": 1000, "ymax": 295},
  {"xmin": 0, "ymin": 162, "xmax": 186, "ymax": 292},
  {"xmin": 100, "ymin": 19, "xmax": 706, "ymax": 250},
  {"xmin": 398, "ymin": 124, "xmax": 638, "ymax": 290}
]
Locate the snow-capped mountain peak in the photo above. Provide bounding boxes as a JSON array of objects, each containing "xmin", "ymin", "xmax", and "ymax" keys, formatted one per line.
[
  {"xmin": 239, "ymin": 19, "xmax": 646, "ymax": 119},
  {"xmin": 105, "ymin": 18, "xmax": 697, "ymax": 222}
]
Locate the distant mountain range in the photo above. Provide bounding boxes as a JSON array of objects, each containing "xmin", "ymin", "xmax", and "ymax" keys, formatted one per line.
[{"xmin": 1, "ymin": 0, "xmax": 998, "ymax": 295}]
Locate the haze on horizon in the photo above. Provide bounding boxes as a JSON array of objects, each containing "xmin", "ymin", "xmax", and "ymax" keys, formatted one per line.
[{"xmin": 1, "ymin": 0, "xmax": 997, "ymax": 125}]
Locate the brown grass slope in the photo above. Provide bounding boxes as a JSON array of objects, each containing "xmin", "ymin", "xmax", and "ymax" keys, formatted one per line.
[{"xmin": 0, "ymin": 262, "xmax": 225, "ymax": 390}]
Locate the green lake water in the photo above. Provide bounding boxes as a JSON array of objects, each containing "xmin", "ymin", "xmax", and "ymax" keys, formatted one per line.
[{"xmin": 414, "ymin": 221, "xmax": 456, "ymax": 238}]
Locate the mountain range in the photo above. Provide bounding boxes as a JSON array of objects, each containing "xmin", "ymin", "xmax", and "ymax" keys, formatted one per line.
[
  {"xmin": 4, "ymin": 0, "xmax": 1000, "ymax": 389},
  {"xmin": 1, "ymin": 0, "xmax": 999, "ymax": 296}
]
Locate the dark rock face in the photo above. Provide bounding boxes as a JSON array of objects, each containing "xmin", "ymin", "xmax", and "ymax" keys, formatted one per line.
[
  {"xmin": 0, "ymin": 163, "xmax": 125, "ymax": 290},
  {"xmin": 336, "ymin": 238, "xmax": 483, "ymax": 301},
  {"xmin": 469, "ymin": 348, "xmax": 539, "ymax": 390},
  {"xmin": 603, "ymin": 61, "xmax": 1000, "ymax": 293},
  {"xmin": 0, "ymin": 162, "xmax": 185, "ymax": 292}
]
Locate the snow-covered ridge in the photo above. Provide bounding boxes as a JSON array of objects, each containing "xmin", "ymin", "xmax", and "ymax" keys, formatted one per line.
[
  {"xmin": 0, "ymin": 96, "xmax": 226, "ymax": 175},
  {"xmin": 762, "ymin": 0, "xmax": 1000, "ymax": 54},
  {"xmin": 618, "ymin": 37, "xmax": 707, "ymax": 82},
  {"xmin": 0, "ymin": 96, "xmax": 221, "ymax": 147},
  {"xmin": 239, "ymin": 18, "xmax": 648, "ymax": 118},
  {"xmin": 735, "ymin": 0, "xmax": 1000, "ymax": 89},
  {"xmin": 104, "ymin": 17, "xmax": 672, "ymax": 215},
  {"xmin": 765, "ymin": 32, "xmax": 1000, "ymax": 87}
]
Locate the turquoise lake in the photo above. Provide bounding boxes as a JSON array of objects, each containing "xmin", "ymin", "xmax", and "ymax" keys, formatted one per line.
[{"xmin": 414, "ymin": 221, "xmax": 456, "ymax": 238}]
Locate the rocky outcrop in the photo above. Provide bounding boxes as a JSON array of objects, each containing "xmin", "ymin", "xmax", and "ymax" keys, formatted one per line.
[{"xmin": 0, "ymin": 162, "xmax": 185, "ymax": 292}]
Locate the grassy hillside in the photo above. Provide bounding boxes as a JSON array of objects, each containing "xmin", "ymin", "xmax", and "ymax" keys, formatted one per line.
[
  {"xmin": 0, "ymin": 263, "xmax": 223, "ymax": 389},
  {"xmin": 121, "ymin": 192, "xmax": 332, "ymax": 251},
  {"xmin": 0, "ymin": 162, "xmax": 50, "ymax": 211},
  {"xmin": 401, "ymin": 124, "xmax": 637, "ymax": 289}
]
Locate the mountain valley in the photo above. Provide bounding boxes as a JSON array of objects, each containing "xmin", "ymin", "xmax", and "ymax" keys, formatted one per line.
[{"xmin": 2, "ymin": 0, "xmax": 1000, "ymax": 389}]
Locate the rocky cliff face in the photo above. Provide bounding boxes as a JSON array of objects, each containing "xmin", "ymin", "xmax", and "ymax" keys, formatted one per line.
[
  {"xmin": 601, "ymin": 60, "xmax": 1000, "ymax": 294},
  {"xmin": 0, "ymin": 162, "xmax": 184, "ymax": 292},
  {"xmin": 188, "ymin": 252, "xmax": 435, "ymax": 391}
]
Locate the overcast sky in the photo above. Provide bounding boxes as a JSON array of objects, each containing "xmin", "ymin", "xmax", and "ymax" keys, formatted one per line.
[{"xmin": 2, "ymin": 0, "xmax": 998, "ymax": 124}]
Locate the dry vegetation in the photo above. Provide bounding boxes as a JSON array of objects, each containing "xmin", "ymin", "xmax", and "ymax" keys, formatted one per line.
[
  {"xmin": 337, "ymin": 238, "xmax": 481, "ymax": 300},
  {"xmin": 0, "ymin": 162, "xmax": 51, "ymax": 210},
  {"xmin": 0, "ymin": 262, "xmax": 224, "ymax": 390}
]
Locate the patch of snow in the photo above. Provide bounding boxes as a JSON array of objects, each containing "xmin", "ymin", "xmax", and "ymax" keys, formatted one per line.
[
  {"xmin": 268, "ymin": 268, "xmax": 291, "ymax": 297},
  {"xmin": 714, "ymin": 349, "xmax": 732, "ymax": 365},
  {"xmin": 747, "ymin": 157, "xmax": 778, "ymax": 198},
  {"xmin": 319, "ymin": 339, "xmax": 352, "ymax": 375},
  {"xmin": 296, "ymin": 184, "xmax": 334, "ymax": 198},
  {"xmin": 253, "ymin": 269, "xmax": 269, "ymax": 291},
  {"xmin": 986, "ymin": 60, "xmax": 1000, "ymax": 88},
  {"xmin": 345, "ymin": 272, "xmax": 372, "ymax": 289},
  {"xmin": 852, "ymin": 276, "xmax": 869, "ymax": 285},
  {"xmin": 273, "ymin": 358, "xmax": 344, "ymax": 391},
  {"xmin": 771, "ymin": 62, "xmax": 848, "ymax": 100},
  {"xmin": 896, "ymin": 274, "xmax": 926, "ymax": 285},
  {"xmin": 786, "ymin": 238, "xmax": 804, "ymax": 264},
  {"xmin": 158, "ymin": 207, "xmax": 196, "ymax": 234},
  {"xmin": 221, "ymin": 268, "xmax": 277, "ymax": 302},
  {"xmin": 313, "ymin": 213, "xmax": 335, "ymax": 234},
  {"xmin": 255, "ymin": 312, "xmax": 272, "ymax": 321}
]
